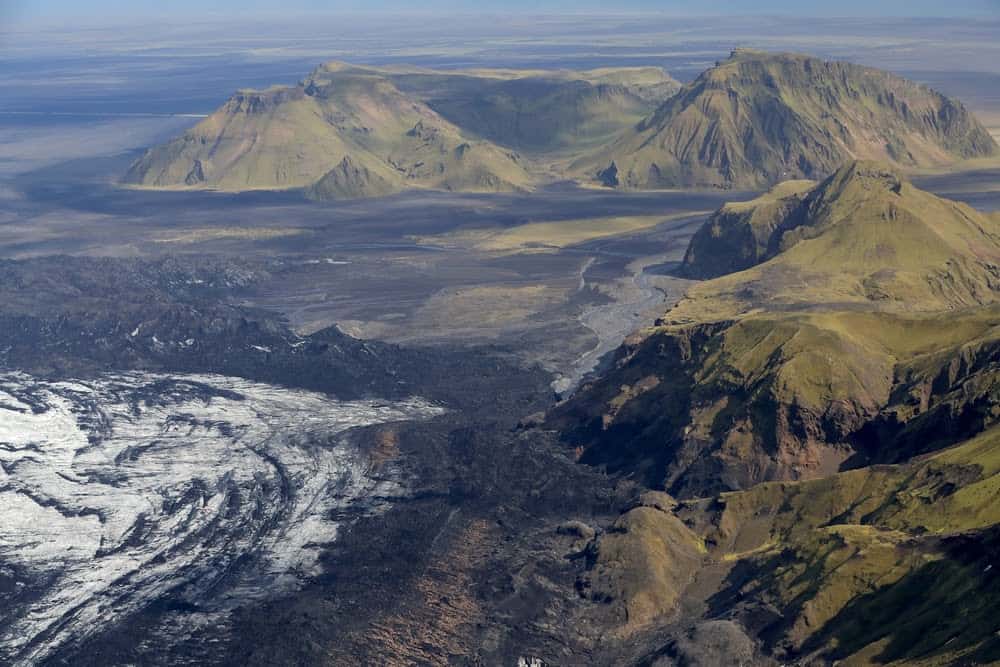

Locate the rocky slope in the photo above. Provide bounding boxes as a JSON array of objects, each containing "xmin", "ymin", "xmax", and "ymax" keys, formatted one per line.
[
  {"xmin": 565, "ymin": 424, "xmax": 1000, "ymax": 665},
  {"xmin": 578, "ymin": 49, "xmax": 998, "ymax": 190},
  {"xmin": 0, "ymin": 255, "xmax": 546, "ymax": 408},
  {"xmin": 550, "ymin": 306, "xmax": 1000, "ymax": 496},
  {"xmin": 680, "ymin": 179, "xmax": 816, "ymax": 279},
  {"xmin": 675, "ymin": 425, "xmax": 1000, "ymax": 664}
]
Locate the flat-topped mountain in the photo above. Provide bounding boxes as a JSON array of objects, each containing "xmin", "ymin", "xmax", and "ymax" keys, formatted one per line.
[
  {"xmin": 579, "ymin": 49, "xmax": 998, "ymax": 190},
  {"xmin": 122, "ymin": 61, "xmax": 679, "ymax": 198},
  {"xmin": 123, "ymin": 63, "xmax": 533, "ymax": 198}
]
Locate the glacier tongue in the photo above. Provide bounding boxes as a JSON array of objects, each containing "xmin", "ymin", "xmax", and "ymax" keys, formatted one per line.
[{"xmin": 0, "ymin": 371, "xmax": 444, "ymax": 665}]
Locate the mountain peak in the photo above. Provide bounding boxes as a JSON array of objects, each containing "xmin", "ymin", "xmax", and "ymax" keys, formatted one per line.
[
  {"xmin": 826, "ymin": 160, "xmax": 905, "ymax": 192},
  {"xmin": 726, "ymin": 47, "xmax": 770, "ymax": 60},
  {"xmin": 677, "ymin": 161, "xmax": 1000, "ymax": 316},
  {"xmin": 810, "ymin": 160, "xmax": 908, "ymax": 207},
  {"xmin": 578, "ymin": 50, "xmax": 998, "ymax": 190},
  {"xmin": 122, "ymin": 61, "xmax": 532, "ymax": 196}
]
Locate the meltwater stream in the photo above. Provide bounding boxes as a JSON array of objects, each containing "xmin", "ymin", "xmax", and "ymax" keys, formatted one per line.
[{"xmin": 0, "ymin": 371, "xmax": 444, "ymax": 665}]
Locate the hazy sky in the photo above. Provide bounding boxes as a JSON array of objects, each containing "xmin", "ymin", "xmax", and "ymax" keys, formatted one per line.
[{"xmin": 3, "ymin": 0, "xmax": 999, "ymax": 23}]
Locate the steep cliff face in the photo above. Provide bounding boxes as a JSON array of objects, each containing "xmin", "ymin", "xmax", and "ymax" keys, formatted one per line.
[
  {"xmin": 549, "ymin": 308, "xmax": 1000, "ymax": 498},
  {"xmin": 681, "ymin": 179, "xmax": 815, "ymax": 279},
  {"xmin": 578, "ymin": 49, "xmax": 999, "ymax": 190}
]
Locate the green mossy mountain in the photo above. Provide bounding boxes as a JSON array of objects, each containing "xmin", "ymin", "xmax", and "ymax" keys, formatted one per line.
[
  {"xmin": 673, "ymin": 161, "xmax": 1000, "ymax": 317},
  {"xmin": 551, "ymin": 306, "xmax": 1000, "ymax": 496},
  {"xmin": 546, "ymin": 160, "xmax": 1000, "ymax": 663},
  {"xmin": 552, "ymin": 162, "xmax": 1000, "ymax": 495},
  {"xmin": 675, "ymin": 425, "xmax": 1000, "ymax": 665},
  {"xmin": 123, "ymin": 62, "xmax": 679, "ymax": 198},
  {"xmin": 391, "ymin": 66, "xmax": 678, "ymax": 154},
  {"xmin": 577, "ymin": 49, "xmax": 998, "ymax": 190},
  {"xmin": 123, "ymin": 63, "xmax": 533, "ymax": 198}
]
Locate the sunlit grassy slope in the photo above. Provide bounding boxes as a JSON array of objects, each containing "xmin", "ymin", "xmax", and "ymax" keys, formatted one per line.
[
  {"xmin": 413, "ymin": 211, "xmax": 708, "ymax": 253},
  {"xmin": 582, "ymin": 426, "xmax": 1000, "ymax": 662},
  {"xmin": 123, "ymin": 63, "xmax": 534, "ymax": 197},
  {"xmin": 553, "ymin": 163, "xmax": 1000, "ymax": 492},
  {"xmin": 550, "ymin": 161, "xmax": 1000, "ymax": 662},
  {"xmin": 123, "ymin": 62, "xmax": 680, "ymax": 198},
  {"xmin": 678, "ymin": 423, "xmax": 1000, "ymax": 664},
  {"xmin": 669, "ymin": 161, "xmax": 1000, "ymax": 321}
]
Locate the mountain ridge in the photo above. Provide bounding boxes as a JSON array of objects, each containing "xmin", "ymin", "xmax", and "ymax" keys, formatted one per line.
[
  {"xmin": 671, "ymin": 160, "xmax": 1000, "ymax": 321},
  {"xmin": 577, "ymin": 49, "xmax": 999, "ymax": 190},
  {"xmin": 540, "ymin": 163, "xmax": 1000, "ymax": 661},
  {"xmin": 123, "ymin": 63, "xmax": 533, "ymax": 198},
  {"xmin": 122, "ymin": 61, "xmax": 680, "ymax": 198},
  {"xmin": 549, "ymin": 161, "xmax": 1000, "ymax": 495}
]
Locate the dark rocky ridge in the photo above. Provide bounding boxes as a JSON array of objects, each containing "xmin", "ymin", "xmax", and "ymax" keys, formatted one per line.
[
  {"xmin": 680, "ymin": 179, "xmax": 814, "ymax": 279},
  {"xmin": 0, "ymin": 255, "xmax": 546, "ymax": 408}
]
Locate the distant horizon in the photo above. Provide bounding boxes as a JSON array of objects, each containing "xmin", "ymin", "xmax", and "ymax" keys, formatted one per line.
[{"xmin": 3, "ymin": 0, "xmax": 999, "ymax": 29}]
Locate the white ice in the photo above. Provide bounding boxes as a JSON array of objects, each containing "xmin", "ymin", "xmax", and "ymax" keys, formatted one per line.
[{"xmin": 0, "ymin": 371, "xmax": 443, "ymax": 665}]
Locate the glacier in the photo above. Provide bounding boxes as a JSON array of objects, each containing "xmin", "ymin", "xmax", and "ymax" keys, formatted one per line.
[{"xmin": 0, "ymin": 371, "xmax": 444, "ymax": 664}]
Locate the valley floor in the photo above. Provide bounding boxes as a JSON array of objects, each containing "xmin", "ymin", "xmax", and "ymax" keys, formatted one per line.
[{"xmin": 2, "ymin": 105, "xmax": 1000, "ymax": 666}]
